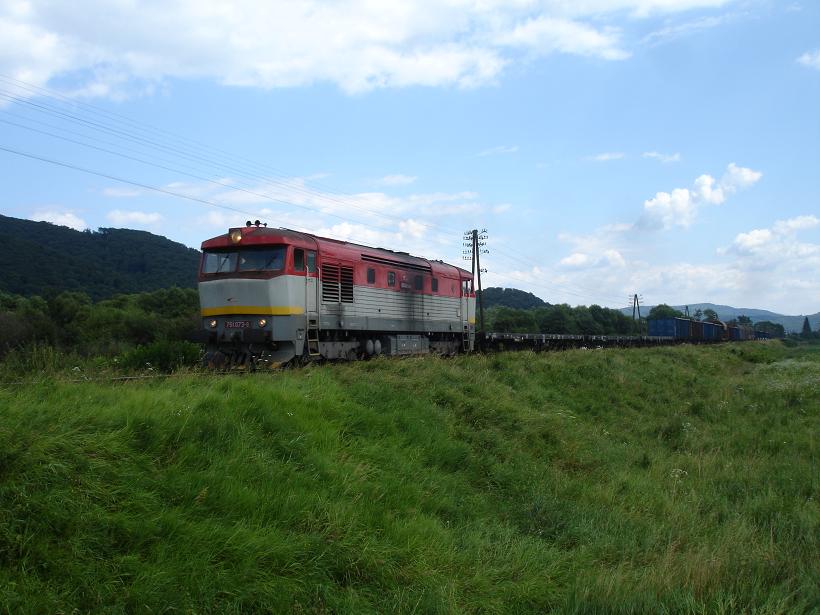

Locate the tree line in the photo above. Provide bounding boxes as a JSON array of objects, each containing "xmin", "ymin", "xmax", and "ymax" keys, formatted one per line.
[
  {"xmin": 484, "ymin": 304, "xmax": 639, "ymax": 335},
  {"xmin": 0, "ymin": 288, "xmax": 201, "ymax": 372}
]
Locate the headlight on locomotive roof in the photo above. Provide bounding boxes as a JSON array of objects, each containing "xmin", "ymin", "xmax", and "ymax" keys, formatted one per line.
[
  {"xmin": 258, "ymin": 319, "xmax": 267, "ymax": 328},
  {"xmin": 230, "ymin": 230, "xmax": 242, "ymax": 244},
  {"xmin": 209, "ymin": 319, "xmax": 218, "ymax": 329}
]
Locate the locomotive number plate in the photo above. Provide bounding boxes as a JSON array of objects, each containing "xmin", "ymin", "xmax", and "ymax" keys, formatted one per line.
[{"xmin": 225, "ymin": 320, "xmax": 251, "ymax": 329}]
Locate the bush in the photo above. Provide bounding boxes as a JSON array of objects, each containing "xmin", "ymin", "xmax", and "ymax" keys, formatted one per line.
[
  {"xmin": 120, "ymin": 340, "xmax": 201, "ymax": 372},
  {"xmin": 0, "ymin": 343, "xmax": 70, "ymax": 375}
]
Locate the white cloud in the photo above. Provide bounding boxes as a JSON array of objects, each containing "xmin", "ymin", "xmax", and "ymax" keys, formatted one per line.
[
  {"xmin": 731, "ymin": 228, "xmax": 772, "ymax": 251},
  {"xmin": 773, "ymin": 215, "xmax": 820, "ymax": 233},
  {"xmin": 717, "ymin": 215, "xmax": 820, "ymax": 308},
  {"xmin": 30, "ymin": 209, "xmax": 87, "ymax": 230},
  {"xmin": 477, "ymin": 145, "xmax": 519, "ymax": 157},
  {"xmin": 0, "ymin": 0, "xmax": 735, "ymax": 97},
  {"xmin": 492, "ymin": 203, "xmax": 512, "ymax": 214},
  {"xmin": 603, "ymin": 249, "xmax": 627, "ymax": 268},
  {"xmin": 642, "ymin": 162, "xmax": 761, "ymax": 229},
  {"xmin": 547, "ymin": 214, "xmax": 820, "ymax": 312},
  {"xmin": 797, "ymin": 49, "xmax": 820, "ymax": 70},
  {"xmin": 721, "ymin": 162, "xmax": 762, "ymax": 191},
  {"xmin": 494, "ymin": 16, "xmax": 629, "ymax": 61},
  {"xmin": 558, "ymin": 222, "xmax": 633, "ymax": 258},
  {"xmin": 102, "ymin": 187, "xmax": 143, "ymax": 198},
  {"xmin": 586, "ymin": 152, "xmax": 625, "ymax": 161},
  {"xmin": 521, "ymin": 186, "xmax": 813, "ymax": 313},
  {"xmin": 106, "ymin": 209, "xmax": 163, "ymax": 225},
  {"xmin": 378, "ymin": 174, "xmax": 417, "ymax": 186},
  {"xmin": 727, "ymin": 215, "xmax": 820, "ymax": 259},
  {"xmin": 560, "ymin": 252, "xmax": 592, "ymax": 268},
  {"xmin": 643, "ymin": 187, "xmax": 698, "ymax": 227},
  {"xmin": 641, "ymin": 13, "xmax": 732, "ymax": 46},
  {"xmin": 642, "ymin": 151, "xmax": 681, "ymax": 163},
  {"xmin": 399, "ymin": 218, "xmax": 427, "ymax": 239},
  {"xmin": 180, "ymin": 173, "xmax": 489, "ymax": 225},
  {"xmin": 692, "ymin": 174, "xmax": 724, "ymax": 205},
  {"xmin": 558, "ymin": 248, "xmax": 626, "ymax": 270}
]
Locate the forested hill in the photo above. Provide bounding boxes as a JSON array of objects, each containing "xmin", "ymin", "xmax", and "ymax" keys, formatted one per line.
[
  {"xmin": 479, "ymin": 287, "xmax": 547, "ymax": 310},
  {"xmin": 0, "ymin": 214, "xmax": 201, "ymax": 300}
]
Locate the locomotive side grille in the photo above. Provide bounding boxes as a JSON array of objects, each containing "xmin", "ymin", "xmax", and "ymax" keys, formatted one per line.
[
  {"xmin": 322, "ymin": 264, "xmax": 340, "ymax": 303},
  {"xmin": 340, "ymin": 266, "xmax": 354, "ymax": 303}
]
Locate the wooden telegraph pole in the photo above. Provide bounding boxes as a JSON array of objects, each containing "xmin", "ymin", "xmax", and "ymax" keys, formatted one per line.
[{"xmin": 464, "ymin": 228, "xmax": 488, "ymax": 332}]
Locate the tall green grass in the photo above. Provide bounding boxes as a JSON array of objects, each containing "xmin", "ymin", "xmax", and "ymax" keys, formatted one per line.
[{"xmin": 1, "ymin": 342, "xmax": 817, "ymax": 613}]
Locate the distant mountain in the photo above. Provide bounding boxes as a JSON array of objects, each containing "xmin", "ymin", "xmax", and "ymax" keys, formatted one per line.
[
  {"xmin": 621, "ymin": 302, "xmax": 820, "ymax": 334},
  {"xmin": 480, "ymin": 287, "xmax": 548, "ymax": 310},
  {"xmin": 0, "ymin": 214, "xmax": 201, "ymax": 300}
]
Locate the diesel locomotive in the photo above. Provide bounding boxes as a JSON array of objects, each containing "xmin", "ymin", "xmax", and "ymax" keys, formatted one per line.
[{"xmin": 198, "ymin": 222, "xmax": 476, "ymax": 367}]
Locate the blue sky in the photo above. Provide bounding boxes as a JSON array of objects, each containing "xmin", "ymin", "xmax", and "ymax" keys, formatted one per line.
[{"xmin": 1, "ymin": 0, "xmax": 818, "ymax": 313}]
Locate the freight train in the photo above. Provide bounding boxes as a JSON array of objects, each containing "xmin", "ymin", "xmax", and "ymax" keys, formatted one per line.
[
  {"xmin": 648, "ymin": 317, "xmax": 770, "ymax": 341},
  {"xmin": 196, "ymin": 223, "xmax": 764, "ymax": 368}
]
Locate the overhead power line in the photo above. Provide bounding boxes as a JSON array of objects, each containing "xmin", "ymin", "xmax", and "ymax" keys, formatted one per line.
[
  {"xmin": 0, "ymin": 75, "xmax": 629, "ymax": 306},
  {"xmin": 0, "ymin": 144, "xmax": 287, "ymax": 223}
]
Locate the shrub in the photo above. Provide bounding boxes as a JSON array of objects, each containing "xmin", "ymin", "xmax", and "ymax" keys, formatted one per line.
[{"xmin": 120, "ymin": 340, "xmax": 201, "ymax": 372}]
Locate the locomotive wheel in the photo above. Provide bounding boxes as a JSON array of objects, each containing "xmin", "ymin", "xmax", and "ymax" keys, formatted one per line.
[{"xmin": 205, "ymin": 351, "xmax": 226, "ymax": 370}]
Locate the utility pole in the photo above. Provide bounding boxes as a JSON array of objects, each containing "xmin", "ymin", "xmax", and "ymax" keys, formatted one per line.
[
  {"xmin": 629, "ymin": 293, "xmax": 644, "ymax": 335},
  {"xmin": 463, "ymin": 228, "xmax": 489, "ymax": 333}
]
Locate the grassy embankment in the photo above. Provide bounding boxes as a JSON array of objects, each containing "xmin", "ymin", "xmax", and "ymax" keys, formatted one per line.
[{"xmin": 1, "ymin": 342, "xmax": 818, "ymax": 613}]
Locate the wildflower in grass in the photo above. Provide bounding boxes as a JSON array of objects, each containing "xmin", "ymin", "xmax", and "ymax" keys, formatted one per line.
[{"xmin": 670, "ymin": 467, "xmax": 688, "ymax": 497}]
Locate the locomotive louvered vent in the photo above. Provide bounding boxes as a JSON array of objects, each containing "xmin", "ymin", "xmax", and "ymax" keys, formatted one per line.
[
  {"xmin": 340, "ymin": 266, "xmax": 354, "ymax": 303},
  {"xmin": 322, "ymin": 264, "xmax": 340, "ymax": 302}
]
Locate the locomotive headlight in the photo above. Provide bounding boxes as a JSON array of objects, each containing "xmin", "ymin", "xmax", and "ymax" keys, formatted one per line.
[
  {"xmin": 209, "ymin": 319, "xmax": 218, "ymax": 329},
  {"xmin": 230, "ymin": 230, "xmax": 242, "ymax": 244},
  {"xmin": 258, "ymin": 318, "xmax": 267, "ymax": 328}
]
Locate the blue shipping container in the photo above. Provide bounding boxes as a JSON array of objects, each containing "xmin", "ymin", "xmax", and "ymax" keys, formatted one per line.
[
  {"xmin": 649, "ymin": 318, "xmax": 692, "ymax": 339},
  {"xmin": 648, "ymin": 318, "xmax": 675, "ymax": 337},
  {"xmin": 675, "ymin": 318, "xmax": 692, "ymax": 339},
  {"xmin": 702, "ymin": 321, "xmax": 722, "ymax": 340}
]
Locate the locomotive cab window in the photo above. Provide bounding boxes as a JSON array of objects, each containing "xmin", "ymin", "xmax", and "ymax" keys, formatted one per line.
[
  {"xmin": 204, "ymin": 246, "xmax": 286, "ymax": 273},
  {"xmin": 367, "ymin": 267, "xmax": 376, "ymax": 284},
  {"xmin": 203, "ymin": 251, "xmax": 237, "ymax": 274},
  {"xmin": 432, "ymin": 278, "xmax": 438, "ymax": 292},
  {"xmin": 387, "ymin": 271, "xmax": 396, "ymax": 286},
  {"xmin": 238, "ymin": 246, "xmax": 286, "ymax": 271},
  {"xmin": 414, "ymin": 275, "xmax": 423, "ymax": 290},
  {"xmin": 307, "ymin": 251, "xmax": 316, "ymax": 273},
  {"xmin": 293, "ymin": 248, "xmax": 305, "ymax": 272}
]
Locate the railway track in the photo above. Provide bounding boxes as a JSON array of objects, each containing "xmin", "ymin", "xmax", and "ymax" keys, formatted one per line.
[{"xmin": 0, "ymin": 333, "xmax": 698, "ymax": 388}]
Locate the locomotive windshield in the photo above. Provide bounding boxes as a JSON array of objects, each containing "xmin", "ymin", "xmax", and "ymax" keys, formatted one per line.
[
  {"xmin": 203, "ymin": 251, "xmax": 237, "ymax": 273},
  {"xmin": 202, "ymin": 246, "xmax": 286, "ymax": 273}
]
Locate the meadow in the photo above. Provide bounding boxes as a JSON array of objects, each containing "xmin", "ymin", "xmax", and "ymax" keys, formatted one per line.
[{"xmin": 0, "ymin": 342, "xmax": 817, "ymax": 613}]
